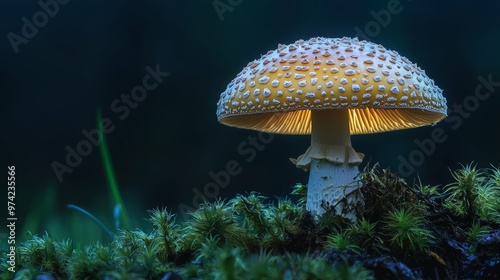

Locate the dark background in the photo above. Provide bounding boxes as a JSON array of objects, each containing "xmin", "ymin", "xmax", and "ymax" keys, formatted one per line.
[{"xmin": 1, "ymin": 0, "xmax": 499, "ymax": 241}]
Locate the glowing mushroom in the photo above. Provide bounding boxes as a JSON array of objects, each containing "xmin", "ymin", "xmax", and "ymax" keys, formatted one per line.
[{"xmin": 216, "ymin": 37, "xmax": 447, "ymax": 218}]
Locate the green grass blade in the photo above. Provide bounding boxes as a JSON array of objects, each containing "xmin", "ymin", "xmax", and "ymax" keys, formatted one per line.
[
  {"xmin": 67, "ymin": 204, "xmax": 113, "ymax": 237},
  {"xmin": 97, "ymin": 110, "xmax": 130, "ymax": 230}
]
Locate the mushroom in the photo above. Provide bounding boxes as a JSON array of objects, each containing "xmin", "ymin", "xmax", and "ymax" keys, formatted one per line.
[{"xmin": 216, "ymin": 37, "xmax": 447, "ymax": 219}]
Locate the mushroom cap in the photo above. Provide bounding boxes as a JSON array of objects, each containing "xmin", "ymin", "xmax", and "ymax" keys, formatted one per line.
[{"xmin": 216, "ymin": 37, "xmax": 447, "ymax": 135}]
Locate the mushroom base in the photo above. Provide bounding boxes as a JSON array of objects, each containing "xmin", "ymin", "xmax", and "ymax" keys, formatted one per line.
[{"xmin": 306, "ymin": 158, "xmax": 362, "ymax": 220}]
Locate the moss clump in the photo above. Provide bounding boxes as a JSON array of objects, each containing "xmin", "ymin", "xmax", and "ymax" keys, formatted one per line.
[
  {"xmin": 3, "ymin": 163, "xmax": 499, "ymax": 279},
  {"xmin": 443, "ymin": 163, "xmax": 500, "ymax": 222}
]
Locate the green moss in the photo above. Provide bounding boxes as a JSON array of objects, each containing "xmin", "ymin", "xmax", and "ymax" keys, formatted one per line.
[
  {"xmin": 5, "ymin": 163, "xmax": 500, "ymax": 279},
  {"xmin": 382, "ymin": 207, "xmax": 433, "ymax": 255},
  {"xmin": 325, "ymin": 230, "xmax": 361, "ymax": 253},
  {"xmin": 444, "ymin": 164, "xmax": 500, "ymax": 223}
]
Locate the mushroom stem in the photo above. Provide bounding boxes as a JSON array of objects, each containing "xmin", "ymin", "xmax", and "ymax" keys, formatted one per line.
[
  {"xmin": 311, "ymin": 109, "xmax": 351, "ymax": 152},
  {"xmin": 302, "ymin": 109, "xmax": 363, "ymax": 219}
]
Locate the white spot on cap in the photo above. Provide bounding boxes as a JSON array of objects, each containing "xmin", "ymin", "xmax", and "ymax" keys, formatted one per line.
[
  {"xmin": 352, "ymin": 84, "xmax": 361, "ymax": 92},
  {"xmin": 243, "ymin": 91, "xmax": 250, "ymax": 98},
  {"xmin": 249, "ymin": 81, "xmax": 256, "ymax": 87},
  {"xmin": 387, "ymin": 97, "xmax": 397, "ymax": 102},
  {"xmin": 390, "ymin": 86, "xmax": 399, "ymax": 94},
  {"xmin": 277, "ymin": 91, "xmax": 283, "ymax": 97},
  {"xmin": 375, "ymin": 94, "xmax": 383, "ymax": 100},
  {"xmin": 338, "ymin": 86, "xmax": 346, "ymax": 93},
  {"xmin": 264, "ymin": 88, "xmax": 271, "ymax": 97},
  {"xmin": 298, "ymin": 80, "xmax": 307, "ymax": 87},
  {"xmin": 294, "ymin": 73, "xmax": 306, "ymax": 79},
  {"xmin": 361, "ymin": 78, "xmax": 368, "ymax": 85},
  {"xmin": 306, "ymin": 92, "xmax": 315, "ymax": 98},
  {"xmin": 284, "ymin": 81, "xmax": 292, "ymax": 87},
  {"xmin": 259, "ymin": 76, "xmax": 270, "ymax": 84},
  {"xmin": 326, "ymin": 81, "xmax": 334, "ymax": 88},
  {"xmin": 264, "ymin": 100, "xmax": 269, "ymax": 105},
  {"xmin": 232, "ymin": 101, "xmax": 239, "ymax": 106},
  {"xmin": 345, "ymin": 69, "xmax": 355, "ymax": 76},
  {"xmin": 378, "ymin": 85, "xmax": 385, "ymax": 92},
  {"xmin": 373, "ymin": 76, "xmax": 381, "ymax": 82},
  {"xmin": 340, "ymin": 78, "xmax": 347, "ymax": 85},
  {"xmin": 286, "ymin": 96, "xmax": 293, "ymax": 101},
  {"xmin": 311, "ymin": 78, "xmax": 318, "ymax": 85},
  {"xmin": 339, "ymin": 96, "xmax": 347, "ymax": 101},
  {"xmin": 295, "ymin": 66, "xmax": 308, "ymax": 71},
  {"xmin": 254, "ymin": 89, "xmax": 261, "ymax": 96},
  {"xmin": 362, "ymin": 93, "xmax": 371, "ymax": 99},
  {"xmin": 271, "ymin": 79, "xmax": 280, "ymax": 87},
  {"xmin": 273, "ymin": 99, "xmax": 280, "ymax": 104}
]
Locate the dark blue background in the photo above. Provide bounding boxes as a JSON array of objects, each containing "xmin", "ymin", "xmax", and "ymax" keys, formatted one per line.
[{"xmin": 2, "ymin": 0, "xmax": 499, "ymax": 237}]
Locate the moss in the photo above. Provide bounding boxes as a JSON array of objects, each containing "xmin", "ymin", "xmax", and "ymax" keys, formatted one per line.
[
  {"xmin": 4, "ymin": 163, "xmax": 500, "ymax": 279},
  {"xmin": 443, "ymin": 164, "xmax": 500, "ymax": 223}
]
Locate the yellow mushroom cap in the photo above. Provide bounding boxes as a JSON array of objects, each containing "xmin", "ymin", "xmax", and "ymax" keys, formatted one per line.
[{"xmin": 216, "ymin": 37, "xmax": 447, "ymax": 135}]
